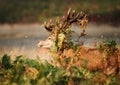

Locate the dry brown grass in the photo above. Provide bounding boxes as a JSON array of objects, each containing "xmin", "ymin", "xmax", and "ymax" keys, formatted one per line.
[{"xmin": 0, "ymin": 47, "xmax": 38, "ymax": 60}]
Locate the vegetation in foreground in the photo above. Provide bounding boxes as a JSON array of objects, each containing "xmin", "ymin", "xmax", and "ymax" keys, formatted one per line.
[{"xmin": 0, "ymin": 54, "xmax": 120, "ymax": 85}]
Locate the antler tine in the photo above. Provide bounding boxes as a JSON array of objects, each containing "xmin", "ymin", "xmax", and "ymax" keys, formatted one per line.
[
  {"xmin": 60, "ymin": 15, "xmax": 65, "ymax": 28},
  {"xmin": 72, "ymin": 10, "xmax": 76, "ymax": 14},
  {"xmin": 72, "ymin": 10, "xmax": 76, "ymax": 17},
  {"xmin": 70, "ymin": 12, "xmax": 80, "ymax": 23},
  {"xmin": 61, "ymin": 9, "xmax": 73, "ymax": 28},
  {"xmin": 66, "ymin": 8, "xmax": 71, "ymax": 22},
  {"xmin": 67, "ymin": 8, "xmax": 71, "ymax": 16},
  {"xmin": 60, "ymin": 8, "xmax": 71, "ymax": 29},
  {"xmin": 62, "ymin": 8, "xmax": 71, "ymax": 23},
  {"xmin": 76, "ymin": 12, "xmax": 80, "ymax": 19},
  {"xmin": 67, "ymin": 9, "xmax": 76, "ymax": 20},
  {"xmin": 77, "ymin": 13, "xmax": 86, "ymax": 21}
]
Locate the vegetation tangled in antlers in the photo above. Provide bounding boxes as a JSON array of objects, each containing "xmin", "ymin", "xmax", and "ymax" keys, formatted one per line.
[{"xmin": 43, "ymin": 8, "xmax": 88, "ymax": 52}]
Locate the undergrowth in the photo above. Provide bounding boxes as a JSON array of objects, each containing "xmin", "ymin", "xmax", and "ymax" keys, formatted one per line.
[
  {"xmin": 0, "ymin": 55, "xmax": 120, "ymax": 85},
  {"xmin": 97, "ymin": 39, "xmax": 117, "ymax": 55}
]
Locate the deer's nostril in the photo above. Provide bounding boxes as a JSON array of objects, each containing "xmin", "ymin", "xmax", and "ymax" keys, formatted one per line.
[
  {"xmin": 37, "ymin": 44, "xmax": 43, "ymax": 47},
  {"xmin": 40, "ymin": 45, "xmax": 43, "ymax": 47}
]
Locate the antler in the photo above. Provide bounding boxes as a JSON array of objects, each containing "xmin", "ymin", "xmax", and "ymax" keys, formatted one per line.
[
  {"xmin": 43, "ymin": 8, "xmax": 88, "ymax": 38},
  {"xmin": 61, "ymin": 8, "xmax": 88, "ymax": 30}
]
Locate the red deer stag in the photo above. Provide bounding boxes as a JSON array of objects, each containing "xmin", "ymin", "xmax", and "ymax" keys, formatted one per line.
[{"xmin": 37, "ymin": 8, "xmax": 120, "ymax": 75}]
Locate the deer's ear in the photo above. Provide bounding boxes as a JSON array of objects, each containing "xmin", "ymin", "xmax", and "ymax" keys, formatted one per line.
[
  {"xmin": 45, "ymin": 26, "xmax": 53, "ymax": 32},
  {"xmin": 44, "ymin": 21, "xmax": 53, "ymax": 32}
]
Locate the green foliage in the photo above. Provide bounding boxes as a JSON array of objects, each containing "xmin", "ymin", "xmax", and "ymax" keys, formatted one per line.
[
  {"xmin": 97, "ymin": 39, "xmax": 117, "ymax": 55},
  {"xmin": 0, "ymin": 55, "xmax": 119, "ymax": 85},
  {"xmin": 102, "ymin": 40, "xmax": 116, "ymax": 48},
  {"xmin": 1, "ymin": 54, "xmax": 12, "ymax": 69}
]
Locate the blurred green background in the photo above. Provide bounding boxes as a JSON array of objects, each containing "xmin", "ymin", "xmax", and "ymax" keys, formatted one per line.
[{"xmin": 0, "ymin": 0, "xmax": 120, "ymax": 25}]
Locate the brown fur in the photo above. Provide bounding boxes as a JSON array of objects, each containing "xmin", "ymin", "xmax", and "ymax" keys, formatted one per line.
[
  {"xmin": 37, "ymin": 46, "xmax": 120, "ymax": 75},
  {"xmin": 61, "ymin": 46, "xmax": 120, "ymax": 75}
]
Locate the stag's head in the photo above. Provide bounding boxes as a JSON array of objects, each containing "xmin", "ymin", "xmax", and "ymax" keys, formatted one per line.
[
  {"xmin": 37, "ymin": 36, "xmax": 54, "ymax": 49},
  {"xmin": 37, "ymin": 8, "xmax": 88, "ymax": 51}
]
